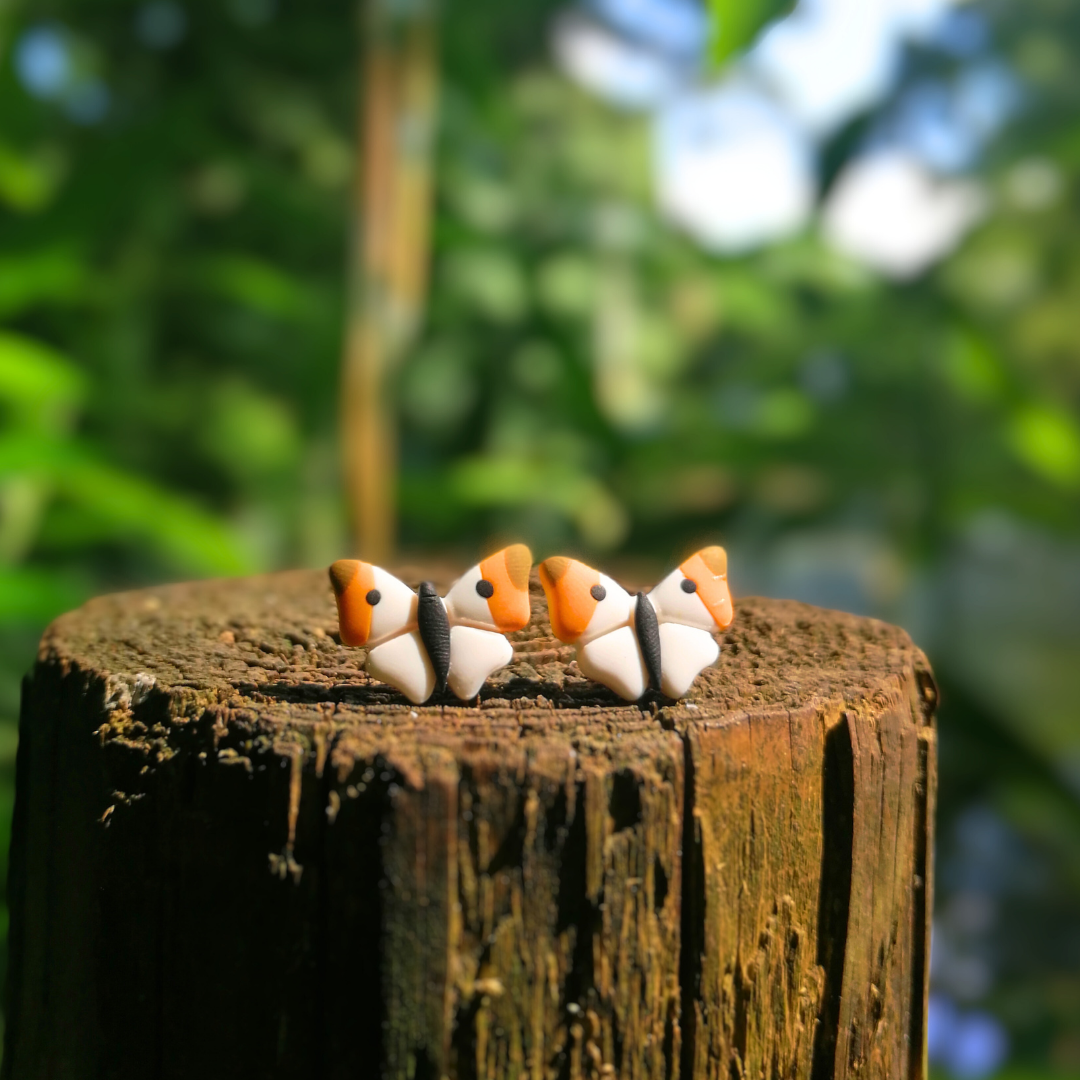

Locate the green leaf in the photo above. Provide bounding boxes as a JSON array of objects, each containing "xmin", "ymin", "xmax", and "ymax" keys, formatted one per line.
[
  {"xmin": 198, "ymin": 380, "xmax": 302, "ymax": 484},
  {"xmin": 0, "ymin": 332, "xmax": 87, "ymax": 416},
  {"xmin": 194, "ymin": 255, "xmax": 324, "ymax": 324},
  {"xmin": 0, "ymin": 248, "xmax": 87, "ymax": 318},
  {"xmin": 401, "ymin": 343, "xmax": 477, "ymax": 431},
  {"xmin": 535, "ymin": 255, "xmax": 599, "ymax": 319},
  {"xmin": 0, "ymin": 566, "xmax": 89, "ymax": 623},
  {"xmin": 0, "ymin": 143, "xmax": 65, "ymax": 213},
  {"xmin": 443, "ymin": 248, "xmax": 528, "ymax": 324},
  {"xmin": 449, "ymin": 456, "xmax": 629, "ymax": 549},
  {"xmin": 756, "ymin": 388, "xmax": 815, "ymax": 439},
  {"xmin": 0, "ymin": 436, "xmax": 251, "ymax": 576},
  {"xmin": 942, "ymin": 327, "xmax": 1008, "ymax": 404},
  {"xmin": 62, "ymin": 460, "xmax": 252, "ymax": 574},
  {"xmin": 716, "ymin": 271, "xmax": 795, "ymax": 335},
  {"xmin": 1007, "ymin": 403, "xmax": 1080, "ymax": 487},
  {"xmin": 0, "ymin": 475, "xmax": 50, "ymax": 566},
  {"xmin": 708, "ymin": 0, "xmax": 795, "ymax": 65}
]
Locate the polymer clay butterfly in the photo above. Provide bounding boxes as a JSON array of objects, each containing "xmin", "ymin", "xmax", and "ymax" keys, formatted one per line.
[
  {"xmin": 539, "ymin": 546, "xmax": 733, "ymax": 701},
  {"xmin": 329, "ymin": 544, "xmax": 532, "ymax": 704}
]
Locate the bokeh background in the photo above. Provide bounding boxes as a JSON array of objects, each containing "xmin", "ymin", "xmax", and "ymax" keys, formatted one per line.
[{"xmin": 2, "ymin": 0, "xmax": 1079, "ymax": 1075}]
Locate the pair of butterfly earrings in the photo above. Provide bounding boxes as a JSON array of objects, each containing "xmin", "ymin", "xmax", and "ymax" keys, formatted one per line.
[{"xmin": 328, "ymin": 544, "xmax": 733, "ymax": 705}]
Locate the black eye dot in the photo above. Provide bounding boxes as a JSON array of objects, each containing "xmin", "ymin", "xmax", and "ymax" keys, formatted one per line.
[
  {"xmin": 366, "ymin": 589, "xmax": 382, "ymax": 606},
  {"xmin": 590, "ymin": 584, "xmax": 607, "ymax": 602},
  {"xmin": 680, "ymin": 578, "xmax": 698, "ymax": 594},
  {"xmin": 475, "ymin": 579, "xmax": 495, "ymax": 599}
]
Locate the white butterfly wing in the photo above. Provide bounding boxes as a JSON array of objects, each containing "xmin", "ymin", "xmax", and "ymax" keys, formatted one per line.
[
  {"xmin": 367, "ymin": 566, "xmax": 421, "ymax": 647},
  {"xmin": 366, "ymin": 630, "xmax": 436, "ymax": 705},
  {"xmin": 579, "ymin": 573, "xmax": 635, "ymax": 644},
  {"xmin": 657, "ymin": 622, "xmax": 719, "ymax": 699},
  {"xmin": 443, "ymin": 563, "xmax": 491, "ymax": 627},
  {"xmin": 447, "ymin": 625, "xmax": 513, "ymax": 700},
  {"xmin": 443, "ymin": 544, "xmax": 532, "ymax": 634},
  {"xmin": 647, "ymin": 566, "xmax": 716, "ymax": 632},
  {"xmin": 648, "ymin": 555, "xmax": 733, "ymax": 696},
  {"xmin": 579, "ymin": 625, "xmax": 648, "ymax": 701}
]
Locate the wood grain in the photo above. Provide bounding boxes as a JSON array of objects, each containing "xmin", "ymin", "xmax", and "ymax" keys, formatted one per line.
[{"xmin": 3, "ymin": 569, "xmax": 937, "ymax": 1080}]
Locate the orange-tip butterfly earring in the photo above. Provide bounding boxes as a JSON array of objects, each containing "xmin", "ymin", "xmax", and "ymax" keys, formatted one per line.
[
  {"xmin": 539, "ymin": 546, "xmax": 733, "ymax": 700},
  {"xmin": 329, "ymin": 544, "xmax": 533, "ymax": 704}
]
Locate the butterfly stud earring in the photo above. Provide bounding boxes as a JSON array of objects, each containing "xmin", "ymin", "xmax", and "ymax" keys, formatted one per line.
[
  {"xmin": 329, "ymin": 544, "xmax": 533, "ymax": 704},
  {"xmin": 539, "ymin": 546, "xmax": 733, "ymax": 701}
]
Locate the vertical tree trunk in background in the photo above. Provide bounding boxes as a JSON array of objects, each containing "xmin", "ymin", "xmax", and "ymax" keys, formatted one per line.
[
  {"xmin": 341, "ymin": 0, "xmax": 438, "ymax": 564},
  {"xmin": 4, "ymin": 572, "xmax": 937, "ymax": 1079}
]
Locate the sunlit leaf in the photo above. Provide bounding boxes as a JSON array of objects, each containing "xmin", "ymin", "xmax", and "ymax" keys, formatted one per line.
[
  {"xmin": 715, "ymin": 271, "xmax": 795, "ymax": 336},
  {"xmin": 0, "ymin": 143, "xmax": 65, "ymax": 212},
  {"xmin": 0, "ymin": 475, "xmax": 50, "ymax": 565},
  {"xmin": 535, "ymin": 255, "xmax": 598, "ymax": 320},
  {"xmin": 198, "ymin": 380, "xmax": 301, "ymax": 483},
  {"xmin": 446, "ymin": 170, "xmax": 517, "ymax": 233},
  {"xmin": 1008, "ymin": 404, "xmax": 1080, "ymax": 488},
  {"xmin": 449, "ymin": 456, "xmax": 628, "ymax": 549},
  {"xmin": 0, "ymin": 436, "xmax": 251, "ymax": 575},
  {"xmin": 443, "ymin": 248, "xmax": 528, "ymax": 324},
  {"xmin": 756, "ymin": 388, "xmax": 815, "ymax": 439},
  {"xmin": 707, "ymin": 0, "xmax": 795, "ymax": 65},
  {"xmin": 0, "ymin": 332, "xmax": 86, "ymax": 424},
  {"xmin": 57, "ymin": 459, "xmax": 253, "ymax": 575}
]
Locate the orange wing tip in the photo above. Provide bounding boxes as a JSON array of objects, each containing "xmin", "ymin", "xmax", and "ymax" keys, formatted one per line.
[
  {"xmin": 539, "ymin": 556, "xmax": 600, "ymax": 643},
  {"xmin": 480, "ymin": 544, "xmax": 534, "ymax": 632},
  {"xmin": 680, "ymin": 547, "xmax": 734, "ymax": 631},
  {"xmin": 329, "ymin": 559, "xmax": 377, "ymax": 645},
  {"xmin": 329, "ymin": 560, "xmax": 358, "ymax": 596},
  {"xmin": 500, "ymin": 543, "xmax": 533, "ymax": 591},
  {"xmin": 540, "ymin": 555, "xmax": 571, "ymax": 583},
  {"xmin": 537, "ymin": 561, "xmax": 568, "ymax": 641},
  {"xmin": 695, "ymin": 545, "xmax": 728, "ymax": 577}
]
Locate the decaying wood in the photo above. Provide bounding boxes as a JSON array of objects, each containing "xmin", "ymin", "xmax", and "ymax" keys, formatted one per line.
[{"xmin": 3, "ymin": 569, "xmax": 937, "ymax": 1080}]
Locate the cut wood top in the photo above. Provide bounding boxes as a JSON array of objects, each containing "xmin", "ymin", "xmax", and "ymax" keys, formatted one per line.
[{"xmin": 38, "ymin": 568, "xmax": 936, "ymax": 742}]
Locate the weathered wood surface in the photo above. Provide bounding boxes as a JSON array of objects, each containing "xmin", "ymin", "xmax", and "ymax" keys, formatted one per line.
[{"xmin": 3, "ymin": 568, "xmax": 937, "ymax": 1080}]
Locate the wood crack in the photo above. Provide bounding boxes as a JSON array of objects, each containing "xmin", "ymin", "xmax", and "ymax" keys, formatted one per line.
[
  {"xmin": 678, "ymin": 725, "xmax": 702, "ymax": 1080},
  {"xmin": 810, "ymin": 714, "xmax": 855, "ymax": 1080}
]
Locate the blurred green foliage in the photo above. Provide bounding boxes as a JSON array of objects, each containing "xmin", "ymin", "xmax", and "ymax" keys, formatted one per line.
[
  {"xmin": 708, "ymin": 0, "xmax": 795, "ymax": 63},
  {"xmin": 1, "ymin": 0, "xmax": 1079, "ymax": 1073}
]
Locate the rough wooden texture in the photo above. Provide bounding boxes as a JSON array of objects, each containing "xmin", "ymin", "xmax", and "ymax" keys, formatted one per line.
[{"xmin": 3, "ymin": 569, "xmax": 937, "ymax": 1080}]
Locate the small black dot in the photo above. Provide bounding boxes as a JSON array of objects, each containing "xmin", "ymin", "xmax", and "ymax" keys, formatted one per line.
[
  {"xmin": 475, "ymin": 579, "xmax": 495, "ymax": 599},
  {"xmin": 366, "ymin": 589, "xmax": 382, "ymax": 606},
  {"xmin": 680, "ymin": 578, "xmax": 698, "ymax": 594},
  {"xmin": 590, "ymin": 584, "xmax": 607, "ymax": 601}
]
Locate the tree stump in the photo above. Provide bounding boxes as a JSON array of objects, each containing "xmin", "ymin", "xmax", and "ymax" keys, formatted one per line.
[{"xmin": 4, "ymin": 568, "xmax": 937, "ymax": 1080}]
